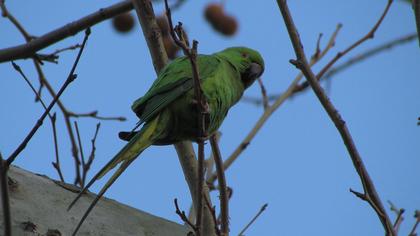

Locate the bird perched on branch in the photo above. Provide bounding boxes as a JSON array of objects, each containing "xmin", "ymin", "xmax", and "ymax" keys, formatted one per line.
[{"xmin": 68, "ymin": 46, "xmax": 264, "ymax": 235}]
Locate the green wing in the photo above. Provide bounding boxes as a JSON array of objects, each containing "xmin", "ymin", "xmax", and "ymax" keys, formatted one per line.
[{"xmin": 131, "ymin": 55, "xmax": 221, "ymax": 124}]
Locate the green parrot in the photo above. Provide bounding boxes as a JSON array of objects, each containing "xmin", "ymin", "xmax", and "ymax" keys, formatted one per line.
[{"xmin": 68, "ymin": 46, "xmax": 264, "ymax": 235}]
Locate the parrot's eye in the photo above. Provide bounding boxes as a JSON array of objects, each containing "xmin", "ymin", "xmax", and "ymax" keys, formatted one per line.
[{"xmin": 241, "ymin": 52, "xmax": 249, "ymax": 58}]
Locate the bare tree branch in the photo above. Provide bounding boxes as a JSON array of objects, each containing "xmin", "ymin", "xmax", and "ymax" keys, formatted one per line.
[
  {"xmin": 163, "ymin": 1, "xmax": 211, "ymax": 233},
  {"xmin": 409, "ymin": 210, "xmax": 420, "ymax": 236},
  {"xmin": 10, "ymin": 61, "xmax": 65, "ymax": 182},
  {"xmin": 209, "ymin": 135, "xmax": 229, "ymax": 235},
  {"xmin": 6, "ymin": 28, "xmax": 91, "ymax": 167},
  {"xmin": 207, "ymin": 23, "xmax": 341, "ymax": 185},
  {"xmin": 0, "ymin": 0, "xmax": 133, "ymax": 62},
  {"xmin": 238, "ymin": 203, "xmax": 268, "ymax": 236},
  {"xmin": 130, "ymin": 0, "xmax": 215, "ymax": 235},
  {"xmin": 0, "ymin": 154, "xmax": 11, "ymax": 236},
  {"xmin": 276, "ymin": 1, "xmax": 395, "ymax": 235},
  {"xmin": 295, "ymin": 32, "xmax": 418, "ymax": 93}
]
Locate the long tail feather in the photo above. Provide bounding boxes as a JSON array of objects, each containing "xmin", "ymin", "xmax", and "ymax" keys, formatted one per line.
[
  {"xmin": 67, "ymin": 152, "xmax": 124, "ymax": 211},
  {"xmin": 71, "ymin": 158, "xmax": 136, "ymax": 236},
  {"xmin": 67, "ymin": 115, "xmax": 162, "ymax": 234}
]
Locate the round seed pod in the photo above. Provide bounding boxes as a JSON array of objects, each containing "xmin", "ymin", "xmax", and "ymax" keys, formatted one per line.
[
  {"xmin": 204, "ymin": 3, "xmax": 238, "ymax": 36},
  {"xmin": 204, "ymin": 3, "xmax": 224, "ymax": 23},
  {"xmin": 216, "ymin": 15, "xmax": 238, "ymax": 36},
  {"xmin": 112, "ymin": 12, "xmax": 135, "ymax": 33}
]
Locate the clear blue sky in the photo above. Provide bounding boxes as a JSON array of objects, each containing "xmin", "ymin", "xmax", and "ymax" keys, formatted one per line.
[{"xmin": 1, "ymin": 0, "xmax": 419, "ymax": 235}]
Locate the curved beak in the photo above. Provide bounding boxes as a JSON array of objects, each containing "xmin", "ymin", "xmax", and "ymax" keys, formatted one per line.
[
  {"xmin": 242, "ymin": 62, "xmax": 264, "ymax": 88},
  {"xmin": 248, "ymin": 62, "xmax": 264, "ymax": 79}
]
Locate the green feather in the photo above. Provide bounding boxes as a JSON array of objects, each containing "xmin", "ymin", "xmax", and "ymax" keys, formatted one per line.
[{"xmin": 69, "ymin": 47, "xmax": 264, "ymax": 236}]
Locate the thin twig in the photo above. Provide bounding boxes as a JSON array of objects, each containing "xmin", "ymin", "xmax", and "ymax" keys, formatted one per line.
[
  {"xmin": 2, "ymin": 1, "xmax": 122, "ymax": 186},
  {"xmin": 164, "ymin": 1, "xmax": 209, "ymax": 234},
  {"xmin": 409, "ymin": 210, "xmax": 420, "ymax": 236},
  {"xmin": 210, "ymin": 135, "xmax": 229, "ymax": 235},
  {"xmin": 276, "ymin": 1, "xmax": 395, "ymax": 235},
  {"xmin": 244, "ymin": 32, "xmax": 416, "ymax": 107},
  {"xmin": 318, "ymin": 1, "xmax": 393, "ymax": 79},
  {"xmin": 11, "ymin": 62, "xmax": 50, "ymax": 113},
  {"xmin": 388, "ymin": 200, "xmax": 405, "ymax": 233},
  {"xmin": 0, "ymin": 153, "xmax": 11, "ymax": 236},
  {"xmin": 131, "ymin": 0, "xmax": 168, "ymax": 73},
  {"xmin": 6, "ymin": 28, "xmax": 91, "ymax": 167},
  {"xmin": 3, "ymin": 5, "xmax": 82, "ymax": 176},
  {"xmin": 51, "ymin": 113, "xmax": 65, "ymax": 182},
  {"xmin": 130, "ymin": 0, "xmax": 215, "ymax": 234},
  {"xmin": 74, "ymin": 122, "xmax": 86, "ymax": 187},
  {"xmin": 67, "ymin": 110, "xmax": 126, "ymax": 121},
  {"xmin": 36, "ymin": 44, "xmax": 82, "ymax": 63},
  {"xmin": 83, "ymin": 123, "xmax": 101, "ymax": 185},
  {"xmin": 207, "ymin": 23, "xmax": 341, "ymax": 185},
  {"xmin": 174, "ymin": 198, "xmax": 197, "ymax": 232},
  {"xmin": 0, "ymin": 0, "xmax": 133, "ymax": 62},
  {"xmin": 322, "ymin": 32, "xmax": 417, "ymax": 81},
  {"xmin": 10, "ymin": 62, "xmax": 65, "ymax": 182},
  {"xmin": 0, "ymin": 0, "xmax": 31, "ymax": 40},
  {"xmin": 293, "ymin": 0, "xmax": 393, "ymax": 93},
  {"xmin": 257, "ymin": 78, "xmax": 269, "ymax": 110},
  {"xmin": 238, "ymin": 203, "xmax": 268, "ymax": 236},
  {"xmin": 203, "ymin": 195, "xmax": 221, "ymax": 236}
]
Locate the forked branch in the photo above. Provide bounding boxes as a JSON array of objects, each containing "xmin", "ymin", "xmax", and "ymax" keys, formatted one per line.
[{"xmin": 276, "ymin": 0, "xmax": 395, "ymax": 235}]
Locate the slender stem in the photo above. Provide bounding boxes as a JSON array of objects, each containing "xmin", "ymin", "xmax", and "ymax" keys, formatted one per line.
[
  {"xmin": 409, "ymin": 212, "xmax": 420, "ymax": 236},
  {"xmin": 0, "ymin": 154, "xmax": 11, "ymax": 236},
  {"xmin": 163, "ymin": 1, "xmax": 210, "ymax": 233},
  {"xmin": 207, "ymin": 23, "xmax": 341, "ymax": 184},
  {"xmin": 131, "ymin": 0, "xmax": 168, "ymax": 73},
  {"xmin": 210, "ymin": 135, "xmax": 229, "ymax": 235},
  {"xmin": 0, "ymin": 1, "xmax": 133, "ymax": 62},
  {"xmin": 295, "ymin": 32, "xmax": 417, "ymax": 93},
  {"xmin": 6, "ymin": 28, "xmax": 91, "ymax": 167},
  {"xmin": 276, "ymin": 1, "xmax": 395, "ymax": 235},
  {"xmin": 10, "ymin": 62, "xmax": 65, "ymax": 182},
  {"xmin": 51, "ymin": 113, "xmax": 65, "ymax": 182},
  {"xmin": 131, "ymin": 0, "xmax": 215, "ymax": 235},
  {"xmin": 74, "ymin": 121, "xmax": 86, "ymax": 187},
  {"xmin": 322, "ymin": 32, "xmax": 417, "ymax": 81},
  {"xmin": 238, "ymin": 203, "xmax": 268, "ymax": 236},
  {"xmin": 316, "ymin": 1, "xmax": 393, "ymax": 80}
]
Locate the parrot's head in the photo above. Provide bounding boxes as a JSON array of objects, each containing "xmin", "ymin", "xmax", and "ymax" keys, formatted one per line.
[{"xmin": 217, "ymin": 47, "xmax": 265, "ymax": 89}]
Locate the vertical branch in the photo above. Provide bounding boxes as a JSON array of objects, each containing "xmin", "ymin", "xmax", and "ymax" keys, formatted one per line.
[
  {"xmin": 74, "ymin": 121, "xmax": 86, "ymax": 187},
  {"xmin": 50, "ymin": 113, "xmax": 65, "ymax": 182},
  {"xmin": 83, "ymin": 123, "xmax": 101, "ymax": 185},
  {"xmin": 209, "ymin": 135, "xmax": 229, "ymax": 235},
  {"xmin": 0, "ymin": 153, "xmax": 11, "ymax": 236},
  {"xmin": 276, "ymin": 1, "xmax": 395, "ymax": 235},
  {"xmin": 409, "ymin": 211, "xmax": 420, "ymax": 236},
  {"xmin": 164, "ymin": 1, "xmax": 210, "ymax": 234},
  {"xmin": 130, "ymin": 0, "xmax": 215, "ymax": 235},
  {"xmin": 131, "ymin": 0, "xmax": 168, "ymax": 73},
  {"xmin": 206, "ymin": 23, "xmax": 341, "ymax": 185}
]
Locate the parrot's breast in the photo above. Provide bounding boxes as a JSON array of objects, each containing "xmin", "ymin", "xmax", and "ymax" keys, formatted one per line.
[{"xmin": 152, "ymin": 67, "xmax": 244, "ymax": 145}]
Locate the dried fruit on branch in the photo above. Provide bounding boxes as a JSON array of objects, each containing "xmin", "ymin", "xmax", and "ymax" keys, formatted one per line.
[
  {"xmin": 204, "ymin": 3, "xmax": 238, "ymax": 36},
  {"xmin": 112, "ymin": 12, "xmax": 135, "ymax": 33}
]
